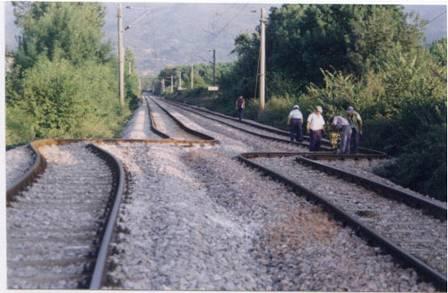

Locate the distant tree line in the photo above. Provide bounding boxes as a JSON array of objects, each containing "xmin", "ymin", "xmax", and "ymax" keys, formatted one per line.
[
  {"xmin": 162, "ymin": 4, "xmax": 447, "ymax": 201},
  {"xmin": 154, "ymin": 63, "xmax": 231, "ymax": 97},
  {"xmin": 6, "ymin": 2, "xmax": 140, "ymax": 145}
]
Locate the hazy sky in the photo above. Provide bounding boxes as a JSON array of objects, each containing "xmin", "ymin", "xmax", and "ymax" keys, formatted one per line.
[{"xmin": 4, "ymin": 2, "xmax": 447, "ymax": 74}]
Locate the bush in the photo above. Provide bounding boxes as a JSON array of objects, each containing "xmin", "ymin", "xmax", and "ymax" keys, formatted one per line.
[
  {"xmin": 6, "ymin": 58, "xmax": 129, "ymax": 144},
  {"xmin": 6, "ymin": 103, "xmax": 35, "ymax": 145},
  {"xmin": 257, "ymin": 96, "xmax": 296, "ymax": 129}
]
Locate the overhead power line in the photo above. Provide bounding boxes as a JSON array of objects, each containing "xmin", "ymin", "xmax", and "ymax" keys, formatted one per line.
[{"xmin": 427, "ymin": 10, "xmax": 446, "ymax": 25}]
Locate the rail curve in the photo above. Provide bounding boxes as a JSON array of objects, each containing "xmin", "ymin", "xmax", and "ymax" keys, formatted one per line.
[{"xmin": 238, "ymin": 151, "xmax": 446, "ymax": 290}]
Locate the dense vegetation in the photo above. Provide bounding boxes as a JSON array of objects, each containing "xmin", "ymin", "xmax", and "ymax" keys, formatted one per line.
[
  {"xmin": 6, "ymin": 2, "xmax": 140, "ymax": 145},
  {"xmin": 160, "ymin": 4, "xmax": 447, "ymax": 201}
]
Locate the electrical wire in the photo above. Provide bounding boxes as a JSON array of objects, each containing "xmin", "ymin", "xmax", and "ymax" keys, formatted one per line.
[
  {"xmin": 206, "ymin": 4, "xmax": 250, "ymax": 42},
  {"xmin": 427, "ymin": 10, "xmax": 446, "ymax": 25}
]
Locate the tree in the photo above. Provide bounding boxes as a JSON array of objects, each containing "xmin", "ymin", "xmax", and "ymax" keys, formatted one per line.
[
  {"xmin": 13, "ymin": 2, "xmax": 111, "ymax": 71},
  {"xmin": 6, "ymin": 2, "xmax": 135, "ymax": 145}
]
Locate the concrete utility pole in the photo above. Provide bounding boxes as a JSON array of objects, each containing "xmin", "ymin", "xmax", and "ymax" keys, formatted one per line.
[
  {"xmin": 259, "ymin": 8, "xmax": 266, "ymax": 111},
  {"xmin": 190, "ymin": 65, "xmax": 194, "ymax": 89},
  {"xmin": 178, "ymin": 71, "xmax": 182, "ymax": 89},
  {"xmin": 117, "ymin": 4, "xmax": 125, "ymax": 108},
  {"xmin": 212, "ymin": 49, "xmax": 216, "ymax": 86},
  {"xmin": 161, "ymin": 79, "xmax": 165, "ymax": 93},
  {"xmin": 170, "ymin": 75, "xmax": 174, "ymax": 93}
]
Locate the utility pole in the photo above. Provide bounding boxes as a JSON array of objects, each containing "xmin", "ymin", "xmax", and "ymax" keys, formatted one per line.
[
  {"xmin": 259, "ymin": 8, "xmax": 266, "ymax": 112},
  {"xmin": 161, "ymin": 79, "xmax": 165, "ymax": 93},
  {"xmin": 178, "ymin": 71, "xmax": 182, "ymax": 89},
  {"xmin": 212, "ymin": 49, "xmax": 216, "ymax": 86},
  {"xmin": 190, "ymin": 65, "xmax": 194, "ymax": 89},
  {"xmin": 117, "ymin": 4, "xmax": 125, "ymax": 108},
  {"xmin": 170, "ymin": 75, "xmax": 174, "ymax": 93}
]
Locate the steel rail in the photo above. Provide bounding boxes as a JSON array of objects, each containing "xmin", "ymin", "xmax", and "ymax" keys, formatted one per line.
[
  {"xmin": 237, "ymin": 153, "xmax": 447, "ymax": 290},
  {"xmin": 6, "ymin": 143, "xmax": 28, "ymax": 151},
  {"xmin": 87, "ymin": 143, "xmax": 126, "ymax": 289},
  {"xmin": 6, "ymin": 139, "xmax": 126, "ymax": 289},
  {"xmin": 6, "ymin": 143, "xmax": 45, "ymax": 205},
  {"xmin": 144, "ymin": 98, "xmax": 171, "ymax": 138},
  {"xmin": 149, "ymin": 97, "xmax": 217, "ymax": 141},
  {"xmin": 164, "ymin": 98, "xmax": 385, "ymax": 155},
  {"xmin": 240, "ymin": 151, "xmax": 386, "ymax": 160},
  {"xmin": 6, "ymin": 138, "xmax": 218, "ymax": 204},
  {"xmin": 295, "ymin": 156, "xmax": 446, "ymax": 220}
]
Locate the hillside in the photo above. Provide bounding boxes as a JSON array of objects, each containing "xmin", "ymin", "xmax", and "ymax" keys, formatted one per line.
[{"xmin": 5, "ymin": 2, "xmax": 447, "ymax": 76}]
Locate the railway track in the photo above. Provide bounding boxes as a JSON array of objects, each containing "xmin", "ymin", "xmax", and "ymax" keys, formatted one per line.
[
  {"xmin": 7, "ymin": 141, "xmax": 125, "ymax": 289},
  {"xmin": 121, "ymin": 97, "xmax": 163, "ymax": 139},
  {"xmin": 147, "ymin": 99, "xmax": 313, "ymax": 154},
  {"xmin": 147, "ymin": 98, "xmax": 215, "ymax": 141},
  {"xmin": 5, "ymin": 96, "xmax": 445, "ymax": 290},
  {"xmin": 6, "ymin": 145, "xmax": 36, "ymax": 191},
  {"xmin": 146, "ymin": 97, "xmax": 211, "ymax": 141},
  {"xmin": 6, "ymin": 137, "xmax": 216, "ymax": 289},
  {"xmin": 5, "ymin": 96, "xmax": 218, "ymax": 289},
  {"xmin": 238, "ymin": 152, "xmax": 447, "ymax": 289},
  {"xmin": 161, "ymin": 97, "xmax": 384, "ymax": 155}
]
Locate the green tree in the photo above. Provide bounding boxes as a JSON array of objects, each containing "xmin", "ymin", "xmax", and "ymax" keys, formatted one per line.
[
  {"xmin": 6, "ymin": 2, "xmax": 135, "ymax": 145},
  {"xmin": 13, "ymin": 2, "xmax": 111, "ymax": 71}
]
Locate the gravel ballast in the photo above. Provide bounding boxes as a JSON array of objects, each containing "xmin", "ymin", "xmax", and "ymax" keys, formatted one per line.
[
  {"xmin": 100, "ymin": 142, "xmax": 435, "ymax": 291},
  {"xmin": 6, "ymin": 145, "xmax": 35, "ymax": 189},
  {"xmin": 121, "ymin": 97, "xmax": 161, "ymax": 139},
  {"xmin": 321, "ymin": 159, "xmax": 446, "ymax": 206},
  {"xmin": 7, "ymin": 143, "xmax": 113, "ymax": 289},
  {"xmin": 253, "ymin": 156, "xmax": 447, "ymax": 275},
  {"xmin": 146, "ymin": 98, "xmax": 202, "ymax": 140},
  {"xmin": 155, "ymin": 98, "xmax": 304, "ymax": 154}
]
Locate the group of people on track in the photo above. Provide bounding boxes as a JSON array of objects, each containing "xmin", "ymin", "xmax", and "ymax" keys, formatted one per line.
[
  {"xmin": 289, "ymin": 104, "xmax": 362, "ymax": 153},
  {"xmin": 235, "ymin": 96, "xmax": 363, "ymax": 153}
]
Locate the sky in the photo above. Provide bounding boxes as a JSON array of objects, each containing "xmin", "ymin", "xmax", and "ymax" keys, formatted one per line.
[{"xmin": 3, "ymin": 2, "xmax": 448, "ymax": 75}]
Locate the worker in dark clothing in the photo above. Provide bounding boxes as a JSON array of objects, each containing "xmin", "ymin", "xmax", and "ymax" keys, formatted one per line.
[
  {"xmin": 235, "ymin": 96, "xmax": 246, "ymax": 121},
  {"xmin": 346, "ymin": 106, "xmax": 363, "ymax": 153},
  {"xmin": 331, "ymin": 115, "xmax": 352, "ymax": 154},
  {"xmin": 287, "ymin": 105, "xmax": 303, "ymax": 142}
]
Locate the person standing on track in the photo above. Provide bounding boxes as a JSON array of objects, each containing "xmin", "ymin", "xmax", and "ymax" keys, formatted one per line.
[
  {"xmin": 307, "ymin": 106, "xmax": 325, "ymax": 151},
  {"xmin": 287, "ymin": 105, "xmax": 303, "ymax": 142},
  {"xmin": 235, "ymin": 96, "xmax": 246, "ymax": 121},
  {"xmin": 331, "ymin": 115, "xmax": 352, "ymax": 154},
  {"xmin": 346, "ymin": 106, "xmax": 363, "ymax": 153}
]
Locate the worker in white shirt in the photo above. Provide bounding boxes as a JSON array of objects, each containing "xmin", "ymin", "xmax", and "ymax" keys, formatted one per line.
[
  {"xmin": 306, "ymin": 106, "xmax": 325, "ymax": 151},
  {"xmin": 287, "ymin": 105, "xmax": 303, "ymax": 142},
  {"xmin": 331, "ymin": 115, "xmax": 352, "ymax": 154}
]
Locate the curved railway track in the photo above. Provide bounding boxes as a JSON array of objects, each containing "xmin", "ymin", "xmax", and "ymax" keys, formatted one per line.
[
  {"xmin": 5, "ymin": 95, "xmax": 445, "ymax": 290},
  {"xmin": 121, "ymin": 98, "xmax": 163, "ymax": 139},
  {"xmin": 147, "ymin": 97, "xmax": 216, "ymax": 141},
  {"xmin": 5, "ymin": 99, "xmax": 218, "ymax": 289},
  {"xmin": 7, "ymin": 141, "xmax": 125, "ymax": 289},
  {"xmin": 160, "ymin": 97, "xmax": 384, "ymax": 155},
  {"xmin": 6, "ymin": 138, "xmax": 216, "ymax": 289},
  {"xmin": 6, "ymin": 145, "xmax": 36, "ymax": 192},
  {"xmin": 146, "ymin": 97, "xmax": 209, "ymax": 141},
  {"xmin": 238, "ymin": 152, "xmax": 446, "ymax": 289}
]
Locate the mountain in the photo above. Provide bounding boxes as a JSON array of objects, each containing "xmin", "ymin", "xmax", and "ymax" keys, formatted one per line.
[
  {"xmin": 102, "ymin": 3, "xmax": 272, "ymax": 76},
  {"xmin": 4, "ymin": 2, "xmax": 447, "ymax": 76}
]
